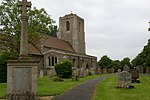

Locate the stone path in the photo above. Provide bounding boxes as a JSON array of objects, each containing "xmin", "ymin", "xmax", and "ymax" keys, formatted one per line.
[{"xmin": 53, "ymin": 75, "xmax": 110, "ymax": 100}]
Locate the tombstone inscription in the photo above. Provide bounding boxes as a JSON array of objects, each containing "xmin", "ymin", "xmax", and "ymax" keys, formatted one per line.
[{"xmin": 118, "ymin": 71, "xmax": 132, "ymax": 88}]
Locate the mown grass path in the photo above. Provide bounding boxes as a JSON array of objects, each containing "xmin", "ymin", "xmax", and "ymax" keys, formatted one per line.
[
  {"xmin": 53, "ymin": 75, "xmax": 111, "ymax": 100},
  {"xmin": 93, "ymin": 74, "xmax": 150, "ymax": 100}
]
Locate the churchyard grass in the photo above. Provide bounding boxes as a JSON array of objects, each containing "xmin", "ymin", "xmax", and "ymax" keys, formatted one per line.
[
  {"xmin": 93, "ymin": 74, "xmax": 150, "ymax": 100},
  {"xmin": 0, "ymin": 75, "xmax": 102, "ymax": 98},
  {"xmin": 0, "ymin": 83, "xmax": 6, "ymax": 99}
]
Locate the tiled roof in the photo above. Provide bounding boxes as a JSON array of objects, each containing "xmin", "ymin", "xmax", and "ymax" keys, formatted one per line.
[{"xmin": 29, "ymin": 35, "xmax": 75, "ymax": 55}]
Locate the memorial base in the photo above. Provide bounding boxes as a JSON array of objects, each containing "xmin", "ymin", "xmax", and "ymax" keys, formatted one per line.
[{"xmin": 6, "ymin": 60, "xmax": 39, "ymax": 100}]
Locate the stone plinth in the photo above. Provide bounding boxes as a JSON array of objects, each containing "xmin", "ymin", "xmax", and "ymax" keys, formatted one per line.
[{"xmin": 6, "ymin": 60, "xmax": 39, "ymax": 100}]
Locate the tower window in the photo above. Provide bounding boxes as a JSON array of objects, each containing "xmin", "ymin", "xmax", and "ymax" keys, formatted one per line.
[
  {"xmin": 66, "ymin": 21, "xmax": 70, "ymax": 31},
  {"xmin": 79, "ymin": 22, "xmax": 81, "ymax": 32}
]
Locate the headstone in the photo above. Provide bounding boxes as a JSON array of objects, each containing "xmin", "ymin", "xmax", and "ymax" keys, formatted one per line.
[
  {"xmin": 72, "ymin": 67, "xmax": 80, "ymax": 81},
  {"xmin": 131, "ymin": 68, "xmax": 140, "ymax": 83},
  {"xmin": 146, "ymin": 67, "xmax": 150, "ymax": 74},
  {"xmin": 102, "ymin": 68, "xmax": 108, "ymax": 74},
  {"xmin": 39, "ymin": 70, "xmax": 44, "ymax": 78},
  {"xmin": 136, "ymin": 65, "xmax": 143, "ymax": 74},
  {"xmin": 123, "ymin": 65, "xmax": 130, "ymax": 72},
  {"xmin": 107, "ymin": 67, "xmax": 115, "ymax": 73},
  {"xmin": 96, "ymin": 67, "xmax": 102, "ymax": 75},
  {"xmin": 118, "ymin": 71, "xmax": 131, "ymax": 88},
  {"xmin": 118, "ymin": 69, "xmax": 121, "ymax": 73},
  {"xmin": 79, "ymin": 68, "xmax": 85, "ymax": 77}
]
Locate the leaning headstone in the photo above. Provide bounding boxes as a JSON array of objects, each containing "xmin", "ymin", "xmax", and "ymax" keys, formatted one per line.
[
  {"xmin": 146, "ymin": 67, "xmax": 150, "ymax": 74},
  {"xmin": 123, "ymin": 65, "xmax": 130, "ymax": 72},
  {"xmin": 131, "ymin": 68, "xmax": 140, "ymax": 83},
  {"xmin": 136, "ymin": 65, "xmax": 143, "ymax": 74},
  {"xmin": 118, "ymin": 71, "xmax": 132, "ymax": 88}
]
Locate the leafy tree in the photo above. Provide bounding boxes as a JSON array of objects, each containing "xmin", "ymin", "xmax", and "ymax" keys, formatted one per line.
[
  {"xmin": 0, "ymin": 52, "xmax": 19, "ymax": 83},
  {"xmin": 132, "ymin": 39, "xmax": 150, "ymax": 67},
  {"xmin": 111, "ymin": 60, "xmax": 121, "ymax": 72},
  {"xmin": 98, "ymin": 55, "xmax": 112, "ymax": 68},
  {"xmin": 0, "ymin": 0, "xmax": 58, "ymax": 52},
  {"xmin": 55, "ymin": 60, "xmax": 73, "ymax": 78},
  {"xmin": 120, "ymin": 57, "xmax": 131, "ymax": 68}
]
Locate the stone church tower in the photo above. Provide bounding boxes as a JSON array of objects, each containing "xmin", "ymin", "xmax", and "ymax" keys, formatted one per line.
[{"xmin": 58, "ymin": 13, "xmax": 86, "ymax": 54}]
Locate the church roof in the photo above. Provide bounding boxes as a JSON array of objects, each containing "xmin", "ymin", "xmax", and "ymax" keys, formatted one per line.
[{"xmin": 29, "ymin": 35, "xmax": 75, "ymax": 55}]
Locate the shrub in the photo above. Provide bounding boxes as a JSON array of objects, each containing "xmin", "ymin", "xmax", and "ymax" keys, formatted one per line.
[
  {"xmin": 55, "ymin": 60, "xmax": 72, "ymax": 78},
  {"xmin": 0, "ymin": 52, "xmax": 19, "ymax": 83}
]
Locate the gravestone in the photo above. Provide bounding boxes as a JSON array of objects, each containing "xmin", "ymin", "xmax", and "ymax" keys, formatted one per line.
[
  {"xmin": 118, "ymin": 71, "xmax": 131, "ymax": 88},
  {"xmin": 6, "ymin": 0, "xmax": 39, "ymax": 100},
  {"xmin": 118, "ymin": 69, "xmax": 121, "ymax": 73},
  {"xmin": 102, "ymin": 68, "xmax": 108, "ymax": 74},
  {"xmin": 123, "ymin": 65, "xmax": 130, "ymax": 72},
  {"xmin": 146, "ymin": 67, "xmax": 150, "ymax": 74},
  {"xmin": 136, "ymin": 65, "xmax": 143, "ymax": 74},
  {"xmin": 131, "ymin": 68, "xmax": 140, "ymax": 83},
  {"xmin": 39, "ymin": 70, "xmax": 44, "ymax": 77}
]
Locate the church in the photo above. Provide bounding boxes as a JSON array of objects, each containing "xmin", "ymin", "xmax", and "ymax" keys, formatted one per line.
[{"xmin": 29, "ymin": 13, "xmax": 97, "ymax": 77}]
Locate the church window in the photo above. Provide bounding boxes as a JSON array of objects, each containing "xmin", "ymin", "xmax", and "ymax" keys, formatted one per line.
[
  {"xmin": 52, "ymin": 56, "xmax": 54, "ymax": 66},
  {"xmin": 73, "ymin": 58, "xmax": 75, "ymax": 67},
  {"xmin": 66, "ymin": 21, "xmax": 70, "ymax": 31},
  {"xmin": 79, "ymin": 22, "xmax": 81, "ymax": 32},
  {"xmin": 48, "ymin": 56, "xmax": 58, "ymax": 66}
]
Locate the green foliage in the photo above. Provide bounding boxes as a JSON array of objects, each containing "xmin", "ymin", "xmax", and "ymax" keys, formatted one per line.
[
  {"xmin": 98, "ymin": 55, "xmax": 112, "ymax": 68},
  {"xmin": 110, "ymin": 60, "xmax": 121, "ymax": 71},
  {"xmin": 120, "ymin": 57, "xmax": 131, "ymax": 68},
  {"xmin": 55, "ymin": 60, "xmax": 73, "ymax": 78},
  {"xmin": 0, "ymin": 52, "xmax": 19, "ymax": 83},
  {"xmin": 0, "ymin": 0, "xmax": 58, "ymax": 52},
  {"xmin": 132, "ymin": 39, "xmax": 150, "ymax": 67}
]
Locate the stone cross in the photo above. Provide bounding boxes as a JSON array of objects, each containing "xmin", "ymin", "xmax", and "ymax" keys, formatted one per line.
[
  {"xmin": 18, "ymin": 0, "xmax": 31, "ymax": 59},
  {"xmin": 18, "ymin": 0, "xmax": 31, "ymax": 16}
]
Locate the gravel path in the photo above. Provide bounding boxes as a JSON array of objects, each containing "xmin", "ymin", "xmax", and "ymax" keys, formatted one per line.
[{"xmin": 53, "ymin": 75, "xmax": 110, "ymax": 100}]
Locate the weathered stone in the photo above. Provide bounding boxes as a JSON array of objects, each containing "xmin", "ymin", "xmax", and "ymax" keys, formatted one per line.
[
  {"xmin": 102, "ymin": 68, "xmax": 108, "ymax": 74},
  {"xmin": 146, "ymin": 67, "xmax": 150, "ymax": 74},
  {"xmin": 123, "ymin": 65, "xmax": 130, "ymax": 72},
  {"xmin": 131, "ymin": 68, "xmax": 139, "ymax": 83},
  {"xmin": 136, "ymin": 65, "xmax": 143, "ymax": 74},
  {"xmin": 6, "ymin": 60, "xmax": 39, "ymax": 100},
  {"xmin": 118, "ymin": 71, "xmax": 131, "ymax": 88},
  {"xmin": 39, "ymin": 70, "xmax": 44, "ymax": 78}
]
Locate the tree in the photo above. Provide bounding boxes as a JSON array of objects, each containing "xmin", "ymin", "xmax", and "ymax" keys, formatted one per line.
[
  {"xmin": 121, "ymin": 57, "xmax": 131, "ymax": 68},
  {"xmin": 0, "ymin": 52, "xmax": 19, "ymax": 83},
  {"xmin": 0, "ymin": 0, "xmax": 58, "ymax": 52},
  {"xmin": 98, "ymin": 55, "xmax": 112, "ymax": 68},
  {"xmin": 111, "ymin": 60, "xmax": 121, "ymax": 72},
  {"xmin": 131, "ymin": 39, "xmax": 150, "ymax": 67},
  {"xmin": 55, "ymin": 60, "xmax": 73, "ymax": 79}
]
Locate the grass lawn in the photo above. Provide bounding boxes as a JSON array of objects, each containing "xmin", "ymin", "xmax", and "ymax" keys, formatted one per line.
[
  {"xmin": 93, "ymin": 74, "xmax": 150, "ymax": 100},
  {"xmin": 0, "ymin": 75, "xmax": 102, "ymax": 99}
]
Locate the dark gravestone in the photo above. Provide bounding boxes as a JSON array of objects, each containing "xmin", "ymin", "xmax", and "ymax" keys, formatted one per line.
[
  {"xmin": 118, "ymin": 71, "xmax": 131, "ymax": 88},
  {"xmin": 131, "ymin": 68, "xmax": 140, "ymax": 83},
  {"xmin": 146, "ymin": 67, "xmax": 150, "ymax": 74},
  {"xmin": 123, "ymin": 65, "xmax": 130, "ymax": 72},
  {"xmin": 136, "ymin": 65, "xmax": 143, "ymax": 74}
]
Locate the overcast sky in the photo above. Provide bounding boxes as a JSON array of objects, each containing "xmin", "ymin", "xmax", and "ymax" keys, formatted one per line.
[{"xmin": 1, "ymin": 0, "xmax": 150, "ymax": 60}]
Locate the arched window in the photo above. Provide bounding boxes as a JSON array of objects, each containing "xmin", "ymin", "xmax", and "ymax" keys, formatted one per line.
[
  {"xmin": 66, "ymin": 21, "xmax": 70, "ymax": 31},
  {"xmin": 73, "ymin": 58, "xmax": 75, "ymax": 67},
  {"xmin": 48, "ymin": 56, "xmax": 58, "ymax": 66}
]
